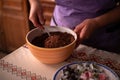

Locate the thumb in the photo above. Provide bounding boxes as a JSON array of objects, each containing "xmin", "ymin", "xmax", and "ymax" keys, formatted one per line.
[
  {"xmin": 74, "ymin": 24, "xmax": 84, "ymax": 33},
  {"xmin": 37, "ymin": 7, "xmax": 45, "ymax": 25},
  {"xmin": 38, "ymin": 14, "xmax": 45, "ymax": 25},
  {"xmin": 38, "ymin": 13, "xmax": 46, "ymax": 29}
]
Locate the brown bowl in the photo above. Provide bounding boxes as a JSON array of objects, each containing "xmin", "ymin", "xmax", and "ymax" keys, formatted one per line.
[{"xmin": 26, "ymin": 26, "xmax": 77, "ymax": 64}]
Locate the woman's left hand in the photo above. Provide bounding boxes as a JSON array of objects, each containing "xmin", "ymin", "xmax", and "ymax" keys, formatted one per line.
[{"xmin": 74, "ymin": 18, "xmax": 100, "ymax": 43}]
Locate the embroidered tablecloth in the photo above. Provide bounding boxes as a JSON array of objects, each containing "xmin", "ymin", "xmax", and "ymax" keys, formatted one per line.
[{"xmin": 0, "ymin": 44, "xmax": 120, "ymax": 80}]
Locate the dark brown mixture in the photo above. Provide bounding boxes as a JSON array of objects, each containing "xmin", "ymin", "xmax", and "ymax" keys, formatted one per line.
[{"xmin": 31, "ymin": 32, "xmax": 75, "ymax": 48}]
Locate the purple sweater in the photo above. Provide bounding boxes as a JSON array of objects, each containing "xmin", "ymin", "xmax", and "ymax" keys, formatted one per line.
[
  {"xmin": 51, "ymin": 0, "xmax": 116, "ymax": 29},
  {"xmin": 50, "ymin": 0, "xmax": 120, "ymax": 53}
]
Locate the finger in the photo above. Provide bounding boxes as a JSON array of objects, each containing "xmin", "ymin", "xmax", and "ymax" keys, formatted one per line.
[
  {"xmin": 29, "ymin": 9, "xmax": 38, "ymax": 27},
  {"xmin": 29, "ymin": 15, "xmax": 41, "ymax": 27},
  {"xmin": 79, "ymin": 25, "xmax": 89, "ymax": 40},
  {"xmin": 33, "ymin": 13, "xmax": 44, "ymax": 29},
  {"xmin": 38, "ymin": 11, "xmax": 45, "ymax": 24},
  {"xmin": 74, "ymin": 23, "xmax": 84, "ymax": 42},
  {"xmin": 38, "ymin": 14, "xmax": 46, "ymax": 30},
  {"xmin": 74, "ymin": 23, "xmax": 84, "ymax": 33}
]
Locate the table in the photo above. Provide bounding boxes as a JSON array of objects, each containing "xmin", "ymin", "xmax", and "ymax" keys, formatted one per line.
[{"xmin": 0, "ymin": 44, "xmax": 120, "ymax": 80}]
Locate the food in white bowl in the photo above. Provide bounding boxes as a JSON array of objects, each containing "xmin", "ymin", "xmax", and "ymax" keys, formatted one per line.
[{"xmin": 53, "ymin": 62, "xmax": 119, "ymax": 80}]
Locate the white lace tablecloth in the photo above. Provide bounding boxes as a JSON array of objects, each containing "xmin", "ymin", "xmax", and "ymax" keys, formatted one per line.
[{"xmin": 0, "ymin": 44, "xmax": 120, "ymax": 80}]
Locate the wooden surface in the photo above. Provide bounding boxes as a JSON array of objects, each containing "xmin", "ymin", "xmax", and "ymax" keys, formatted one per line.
[
  {"xmin": 0, "ymin": 0, "xmax": 29, "ymax": 52},
  {"xmin": 0, "ymin": 0, "xmax": 6, "ymax": 51}
]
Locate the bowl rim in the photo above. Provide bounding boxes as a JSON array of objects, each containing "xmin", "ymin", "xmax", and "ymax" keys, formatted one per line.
[
  {"xmin": 26, "ymin": 26, "xmax": 77, "ymax": 50},
  {"xmin": 53, "ymin": 61, "xmax": 119, "ymax": 80}
]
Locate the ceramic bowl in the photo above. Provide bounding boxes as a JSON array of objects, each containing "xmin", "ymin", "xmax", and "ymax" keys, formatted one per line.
[
  {"xmin": 53, "ymin": 61, "xmax": 119, "ymax": 80},
  {"xmin": 26, "ymin": 26, "xmax": 77, "ymax": 64}
]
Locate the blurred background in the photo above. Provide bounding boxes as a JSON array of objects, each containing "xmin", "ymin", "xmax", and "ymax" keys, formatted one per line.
[{"xmin": 0, "ymin": 0, "xmax": 55, "ymax": 58}]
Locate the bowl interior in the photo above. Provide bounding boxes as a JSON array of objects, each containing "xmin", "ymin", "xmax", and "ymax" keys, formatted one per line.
[
  {"xmin": 26, "ymin": 26, "xmax": 77, "ymax": 48},
  {"xmin": 53, "ymin": 62, "xmax": 119, "ymax": 80}
]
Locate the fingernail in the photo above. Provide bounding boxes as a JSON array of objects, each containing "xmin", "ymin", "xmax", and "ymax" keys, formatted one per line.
[
  {"xmin": 40, "ymin": 21, "xmax": 44, "ymax": 25},
  {"xmin": 40, "ymin": 19, "xmax": 46, "ymax": 25}
]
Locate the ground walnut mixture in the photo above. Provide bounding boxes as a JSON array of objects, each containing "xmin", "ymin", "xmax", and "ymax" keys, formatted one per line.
[{"xmin": 31, "ymin": 32, "xmax": 74, "ymax": 48}]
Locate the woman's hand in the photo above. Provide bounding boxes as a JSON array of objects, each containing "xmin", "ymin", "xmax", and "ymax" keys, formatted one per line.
[
  {"xmin": 74, "ymin": 18, "xmax": 100, "ymax": 43},
  {"xmin": 74, "ymin": 5, "xmax": 120, "ymax": 45},
  {"xmin": 29, "ymin": 0, "xmax": 45, "ymax": 29}
]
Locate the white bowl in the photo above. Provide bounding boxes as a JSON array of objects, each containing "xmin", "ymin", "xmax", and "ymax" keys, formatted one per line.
[{"xmin": 53, "ymin": 61, "xmax": 119, "ymax": 80}]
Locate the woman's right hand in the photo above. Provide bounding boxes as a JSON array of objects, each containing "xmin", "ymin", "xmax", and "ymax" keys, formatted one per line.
[{"xmin": 29, "ymin": 0, "xmax": 45, "ymax": 29}]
